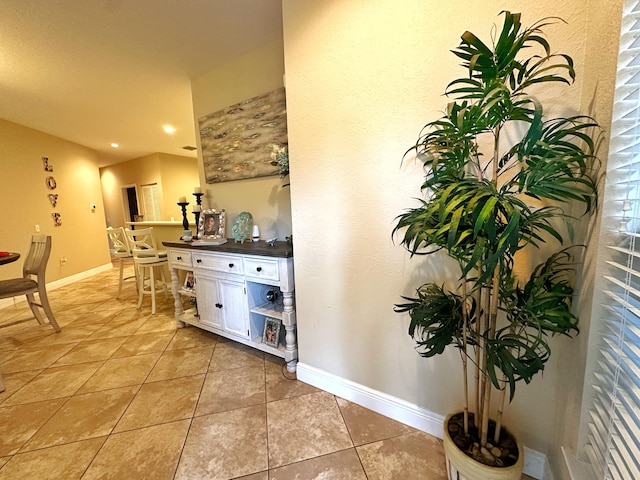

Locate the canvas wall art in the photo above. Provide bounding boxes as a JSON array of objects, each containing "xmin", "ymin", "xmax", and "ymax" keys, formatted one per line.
[{"xmin": 199, "ymin": 87, "xmax": 288, "ymax": 183}]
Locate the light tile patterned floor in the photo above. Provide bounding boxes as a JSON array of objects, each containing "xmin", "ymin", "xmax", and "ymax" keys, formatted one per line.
[{"xmin": 0, "ymin": 260, "xmax": 534, "ymax": 479}]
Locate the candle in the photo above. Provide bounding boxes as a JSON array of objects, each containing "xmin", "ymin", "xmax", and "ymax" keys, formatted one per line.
[
  {"xmin": 178, "ymin": 196, "xmax": 187, "ymax": 203},
  {"xmin": 192, "ymin": 205, "xmax": 202, "ymax": 212},
  {"xmin": 194, "ymin": 187, "xmax": 202, "ymax": 194}
]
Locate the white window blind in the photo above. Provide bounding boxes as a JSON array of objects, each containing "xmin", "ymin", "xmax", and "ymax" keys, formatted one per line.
[
  {"xmin": 586, "ymin": 1, "xmax": 640, "ymax": 478},
  {"xmin": 141, "ymin": 183, "xmax": 161, "ymax": 221}
]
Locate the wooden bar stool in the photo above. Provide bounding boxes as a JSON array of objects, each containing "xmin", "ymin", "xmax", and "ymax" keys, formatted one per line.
[
  {"xmin": 124, "ymin": 227, "xmax": 169, "ymax": 314},
  {"xmin": 106, "ymin": 226, "xmax": 136, "ymax": 297}
]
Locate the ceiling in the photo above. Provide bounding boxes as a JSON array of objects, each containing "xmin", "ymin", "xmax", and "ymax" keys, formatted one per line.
[{"xmin": 0, "ymin": 0, "xmax": 283, "ymax": 167}]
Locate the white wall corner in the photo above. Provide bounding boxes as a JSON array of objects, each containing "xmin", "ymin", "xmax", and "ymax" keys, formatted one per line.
[
  {"xmin": 562, "ymin": 446, "xmax": 596, "ymax": 480},
  {"xmin": 524, "ymin": 447, "xmax": 550, "ymax": 480},
  {"xmin": 296, "ymin": 362, "xmax": 548, "ymax": 479}
]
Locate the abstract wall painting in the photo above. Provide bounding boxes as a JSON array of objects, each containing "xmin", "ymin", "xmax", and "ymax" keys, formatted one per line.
[{"xmin": 199, "ymin": 87, "xmax": 287, "ymax": 183}]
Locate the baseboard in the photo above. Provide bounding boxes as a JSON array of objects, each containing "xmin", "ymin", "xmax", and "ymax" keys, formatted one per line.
[
  {"xmin": 524, "ymin": 446, "xmax": 549, "ymax": 479},
  {"xmin": 0, "ymin": 263, "xmax": 113, "ymax": 309},
  {"xmin": 296, "ymin": 362, "xmax": 547, "ymax": 480},
  {"xmin": 562, "ymin": 446, "xmax": 596, "ymax": 480}
]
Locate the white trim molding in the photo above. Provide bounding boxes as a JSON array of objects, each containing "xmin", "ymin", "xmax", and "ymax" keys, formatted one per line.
[
  {"xmin": 297, "ymin": 362, "xmax": 548, "ymax": 480},
  {"xmin": 562, "ymin": 447, "xmax": 596, "ymax": 480}
]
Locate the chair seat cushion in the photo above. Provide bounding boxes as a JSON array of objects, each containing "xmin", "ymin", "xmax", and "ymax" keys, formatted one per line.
[
  {"xmin": 0, "ymin": 278, "xmax": 38, "ymax": 299},
  {"xmin": 134, "ymin": 257, "xmax": 169, "ymax": 266},
  {"xmin": 135, "ymin": 250, "xmax": 167, "ymax": 258}
]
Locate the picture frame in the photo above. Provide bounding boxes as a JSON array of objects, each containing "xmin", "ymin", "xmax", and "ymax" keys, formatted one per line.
[
  {"xmin": 183, "ymin": 271, "xmax": 195, "ymax": 291},
  {"xmin": 198, "ymin": 209, "xmax": 226, "ymax": 240},
  {"xmin": 262, "ymin": 317, "xmax": 281, "ymax": 348}
]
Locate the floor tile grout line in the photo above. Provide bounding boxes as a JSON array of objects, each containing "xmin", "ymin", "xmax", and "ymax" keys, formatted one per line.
[
  {"xmin": 171, "ymin": 334, "xmax": 220, "ymax": 480},
  {"xmin": 2, "ymin": 263, "xmax": 445, "ymax": 479}
]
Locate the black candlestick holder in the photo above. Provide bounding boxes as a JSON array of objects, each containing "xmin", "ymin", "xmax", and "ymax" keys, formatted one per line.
[
  {"xmin": 177, "ymin": 202, "xmax": 189, "ymax": 231},
  {"xmin": 193, "ymin": 210, "xmax": 201, "ymax": 234},
  {"xmin": 192, "ymin": 192, "xmax": 204, "ymax": 235}
]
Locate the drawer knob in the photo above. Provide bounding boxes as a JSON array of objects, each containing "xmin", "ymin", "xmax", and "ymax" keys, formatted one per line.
[
  {"xmin": 215, "ymin": 303, "xmax": 222, "ymax": 308},
  {"xmin": 256, "ymin": 267, "xmax": 262, "ymax": 272},
  {"xmin": 177, "ymin": 256, "xmax": 182, "ymax": 261},
  {"xmin": 228, "ymin": 263, "xmax": 234, "ymax": 268},
  {"xmin": 196, "ymin": 259, "xmax": 202, "ymax": 264}
]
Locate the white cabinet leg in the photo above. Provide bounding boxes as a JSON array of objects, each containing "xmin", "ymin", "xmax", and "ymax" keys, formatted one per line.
[
  {"xmin": 169, "ymin": 266, "xmax": 186, "ymax": 328},
  {"xmin": 281, "ymin": 290, "xmax": 297, "ymax": 372}
]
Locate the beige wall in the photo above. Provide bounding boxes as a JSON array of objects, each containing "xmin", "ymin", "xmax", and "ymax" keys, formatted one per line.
[
  {"xmin": 0, "ymin": 118, "xmax": 111, "ymax": 281},
  {"xmin": 190, "ymin": 36, "xmax": 292, "ymax": 241},
  {"xmin": 281, "ymin": 0, "xmax": 619, "ymax": 473},
  {"xmin": 100, "ymin": 153, "xmax": 199, "ymax": 228},
  {"xmin": 159, "ymin": 154, "xmax": 201, "ymax": 221}
]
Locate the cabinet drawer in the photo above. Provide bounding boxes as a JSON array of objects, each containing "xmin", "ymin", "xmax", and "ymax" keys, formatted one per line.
[
  {"xmin": 170, "ymin": 250, "xmax": 192, "ymax": 268},
  {"xmin": 244, "ymin": 257, "xmax": 279, "ymax": 281},
  {"xmin": 193, "ymin": 252, "xmax": 244, "ymax": 275}
]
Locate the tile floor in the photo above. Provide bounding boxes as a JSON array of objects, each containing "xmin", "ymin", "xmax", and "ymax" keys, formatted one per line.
[{"xmin": 0, "ymin": 260, "xmax": 535, "ymax": 479}]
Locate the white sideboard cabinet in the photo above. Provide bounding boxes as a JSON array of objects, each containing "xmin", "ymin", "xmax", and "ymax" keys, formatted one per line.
[{"xmin": 163, "ymin": 240, "xmax": 297, "ymax": 372}]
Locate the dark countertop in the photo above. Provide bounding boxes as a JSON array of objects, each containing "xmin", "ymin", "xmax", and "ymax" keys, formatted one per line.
[{"xmin": 162, "ymin": 239, "xmax": 293, "ymax": 259}]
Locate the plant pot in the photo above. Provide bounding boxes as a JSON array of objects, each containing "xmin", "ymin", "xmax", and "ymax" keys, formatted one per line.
[{"xmin": 443, "ymin": 413, "xmax": 524, "ymax": 480}]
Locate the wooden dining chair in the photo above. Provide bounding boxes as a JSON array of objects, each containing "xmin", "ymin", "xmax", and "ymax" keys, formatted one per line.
[{"xmin": 0, "ymin": 234, "xmax": 60, "ymax": 332}]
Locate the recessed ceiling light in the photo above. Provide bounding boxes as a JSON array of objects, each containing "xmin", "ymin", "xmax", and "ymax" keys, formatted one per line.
[
  {"xmin": 111, "ymin": 143, "xmax": 119, "ymax": 148},
  {"xmin": 163, "ymin": 125, "xmax": 176, "ymax": 134}
]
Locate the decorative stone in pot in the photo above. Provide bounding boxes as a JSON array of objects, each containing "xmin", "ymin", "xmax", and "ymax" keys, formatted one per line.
[
  {"xmin": 443, "ymin": 412, "xmax": 524, "ymax": 480},
  {"xmin": 231, "ymin": 212, "xmax": 253, "ymax": 243}
]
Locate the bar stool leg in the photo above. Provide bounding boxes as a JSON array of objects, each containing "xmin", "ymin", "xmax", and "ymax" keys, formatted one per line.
[
  {"xmin": 117, "ymin": 258, "xmax": 125, "ymax": 298},
  {"xmin": 136, "ymin": 264, "xmax": 144, "ymax": 309},
  {"xmin": 150, "ymin": 266, "xmax": 157, "ymax": 315}
]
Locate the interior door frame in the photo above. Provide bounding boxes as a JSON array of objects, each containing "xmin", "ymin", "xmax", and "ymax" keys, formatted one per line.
[{"xmin": 121, "ymin": 184, "xmax": 140, "ymax": 225}]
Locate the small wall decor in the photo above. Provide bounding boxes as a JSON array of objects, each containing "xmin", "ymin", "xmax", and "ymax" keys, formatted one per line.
[
  {"xmin": 262, "ymin": 317, "xmax": 281, "ymax": 348},
  {"xmin": 231, "ymin": 211, "xmax": 253, "ymax": 243},
  {"xmin": 42, "ymin": 156, "xmax": 53, "ymax": 172},
  {"xmin": 43, "ymin": 155, "xmax": 61, "ymax": 227},
  {"xmin": 199, "ymin": 87, "xmax": 288, "ymax": 183}
]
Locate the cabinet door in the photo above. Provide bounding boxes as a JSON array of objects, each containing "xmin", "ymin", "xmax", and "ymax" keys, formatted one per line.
[
  {"xmin": 219, "ymin": 278, "xmax": 249, "ymax": 338},
  {"xmin": 195, "ymin": 274, "xmax": 222, "ymax": 329}
]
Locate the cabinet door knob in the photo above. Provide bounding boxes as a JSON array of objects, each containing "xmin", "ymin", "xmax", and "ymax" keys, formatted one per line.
[
  {"xmin": 196, "ymin": 259, "xmax": 202, "ymax": 264},
  {"xmin": 256, "ymin": 267, "xmax": 262, "ymax": 272},
  {"xmin": 215, "ymin": 303, "xmax": 223, "ymax": 308},
  {"xmin": 228, "ymin": 263, "xmax": 234, "ymax": 268}
]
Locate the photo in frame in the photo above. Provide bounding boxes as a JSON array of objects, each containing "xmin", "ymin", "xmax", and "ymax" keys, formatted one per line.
[
  {"xmin": 262, "ymin": 317, "xmax": 281, "ymax": 348},
  {"xmin": 183, "ymin": 271, "xmax": 195, "ymax": 291},
  {"xmin": 198, "ymin": 209, "xmax": 226, "ymax": 240}
]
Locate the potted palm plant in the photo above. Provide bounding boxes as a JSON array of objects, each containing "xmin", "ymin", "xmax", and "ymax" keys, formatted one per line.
[{"xmin": 393, "ymin": 11, "xmax": 599, "ymax": 480}]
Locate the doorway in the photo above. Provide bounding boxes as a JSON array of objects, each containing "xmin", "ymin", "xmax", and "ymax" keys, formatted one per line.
[{"xmin": 122, "ymin": 185, "xmax": 140, "ymax": 223}]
